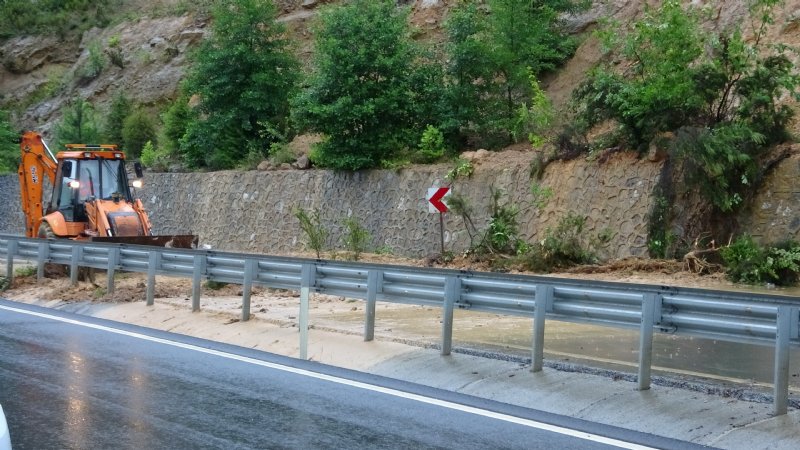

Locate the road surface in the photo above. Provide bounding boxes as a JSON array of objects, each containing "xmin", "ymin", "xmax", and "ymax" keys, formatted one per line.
[{"xmin": 0, "ymin": 299, "xmax": 706, "ymax": 449}]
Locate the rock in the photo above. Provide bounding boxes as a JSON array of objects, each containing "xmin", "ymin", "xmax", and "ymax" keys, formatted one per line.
[
  {"xmin": 647, "ymin": 132, "xmax": 673, "ymax": 162},
  {"xmin": 257, "ymin": 160, "xmax": 272, "ymax": 171},
  {"xmin": 293, "ymin": 155, "xmax": 311, "ymax": 170},
  {"xmin": 279, "ymin": 163, "xmax": 293, "ymax": 170}
]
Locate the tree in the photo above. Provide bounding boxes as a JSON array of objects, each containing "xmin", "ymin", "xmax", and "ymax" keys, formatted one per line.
[
  {"xmin": 293, "ymin": 0, "xmax": 444, "ymax": 170},
  {"xmin": 181, "ymin": 0, "xmax": 300, "ymax": 169},
  {"xmin": 573, "ymin": 0, "xmax": 799, "ymax": 213},
  {"xmin": 444, "ymin": 0, "xmax": 588, "ymax": 147},
  {"xmin": 0, "ymin": 110, "xmax": 19, "ymax": 174},
  {"xmin": 55, "ymin": 99, "xmax": 100, "ymax": 148},
  {"xmin": 103, "ymin": 92, "xmax": 131, "ymax": 145},
  {"xmin": 122, "ymin": 109, "xmax": 157, "ymax": 158}
]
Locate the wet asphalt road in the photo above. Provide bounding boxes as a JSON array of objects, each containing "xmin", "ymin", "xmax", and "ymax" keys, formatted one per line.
[{"xmin": 0, "ymin": 299, "xmax": 705, "ymax": 450}]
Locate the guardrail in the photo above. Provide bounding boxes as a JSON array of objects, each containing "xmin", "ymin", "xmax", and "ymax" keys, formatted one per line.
[{"xmin": 2, "ymin": 233, "xmax": 799, "ymax": 414}]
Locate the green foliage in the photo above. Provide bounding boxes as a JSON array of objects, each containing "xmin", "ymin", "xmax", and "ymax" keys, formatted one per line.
[
  {"xmin": 204, "ymin": 280, "xmax": 228, "ymax": 290},
  {"xmin": 513, "ymin": 73, "xmax": 554, "ymax": 147},
  {"xmin": 268, "ymin": 142, "xmax": 295, "ymax": 165},
  {"xmin": 56, "ymin": 99, "xmax": 100, "ymax": 148},
  {"xmin": 122, "ymin": 109, "xmax": 157, "ymax": 158},
  {"xmin": 139, "ymin": 140, "xmax": 170, "ymax": 171},
  {"xmin": 293, "ymin": 0, "xmax": 443, "ymax": 170},
  {"xmin": 103, "ymin": 92, "xmax": 131, "ymax": 145},
  {"xmin": 0, "ymin": 0, "xmax": 114, "ymax": 38},
  {"xmin": 472, "ymin": 188, "xmax": 526, "ymax": 256},
  {"xmin": 106, "ymin": 35, "xmax": 125, "ymax": 69},
  {"xmin": 0, "ymin": 276, "xmax": 8, "ymax": 292},
  {"xmin": 15, "ymin": 266, "xmax": 36, "ymax": 277},
  {"xmin": 159, "ymin": 96, "xmax": 192, "ymax": 158},
  {"xmin": 0, "ymin": 110, "xmax": 19, "ymax": 174},
  {"xmin": 415, "ymin": 125, "xmax": 446, "ymax": 163},
  {"xmin": 341, "ymin": 217, "xmax": 371, "ymax": 261},
  {"xmin": 647, "ymin": 192, "xmax": 677, "ymax": 258},
  {"xmin": 525, "ymin": 213, "xmax": 610, "ymax": 271},
  {"xmin": 294, "ymin": 208, "xmax": 329, "ymax": 259},
  {"xmin": 721, "ymin": 235, "xmax": 800, "ymax": 285},
  {"xmin": 181, "ymin": 0, "xmax": 299, "ymax": 170},
  {"xmin": 445, "ymin": 158, "xmax": 474, "ymax": 182},
  {"xmin": 444, "ymin": 0, "xmax": 588, "ymax": 147},
  {"xmin": 78, "ymin": 41, "xmax": 107, "ymax": 82},
  {"xmin": 573, "ymin": 0, "xmax": 800, "ymax": 213}
]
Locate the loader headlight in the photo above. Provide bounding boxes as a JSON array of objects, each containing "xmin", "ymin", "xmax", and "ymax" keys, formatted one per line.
[
  {"xmin": 132, "ymin": 179, "xmax": 143, "ymax": 188},
  {"xmin": 69, "ymin": 180, "xmax": 80, "ymax": 189}
]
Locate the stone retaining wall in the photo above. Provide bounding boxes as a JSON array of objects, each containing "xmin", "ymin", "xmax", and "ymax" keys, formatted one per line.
[
  {"xmin": 3, "ymin": 151, "xmax": 794, "ymax": 259},
  {"xmin": 136, "ymin": 152, "xmax": 662, "ymax": 258}
]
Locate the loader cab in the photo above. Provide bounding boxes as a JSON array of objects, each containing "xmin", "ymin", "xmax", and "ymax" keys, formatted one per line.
[{"xmin": 49, "ymin": 151, "xmax": 134, "ymax": 222}]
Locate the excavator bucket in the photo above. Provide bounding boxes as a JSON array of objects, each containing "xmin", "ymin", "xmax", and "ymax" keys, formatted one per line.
[{"xmin": 91, "ymin": 235, "xmax": 199, "ymax": 249}]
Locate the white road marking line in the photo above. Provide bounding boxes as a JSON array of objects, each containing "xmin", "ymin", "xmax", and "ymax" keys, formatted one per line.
[{"xmin": 1, "ymin": 304, "xmax": 658, "ymax": 449}]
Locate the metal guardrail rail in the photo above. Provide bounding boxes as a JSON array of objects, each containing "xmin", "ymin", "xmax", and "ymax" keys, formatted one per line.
[{"xmin": 1, "ymin": 234, "xmax": 799, "ymax": 414}]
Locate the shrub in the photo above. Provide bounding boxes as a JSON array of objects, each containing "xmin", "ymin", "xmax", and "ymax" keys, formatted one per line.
[
  {"xmin": 341, "ymin": 217, "xmax": 371, "ymax": 261},
  {"xmin": 294, "ymin": 208, "xmax": 329, "ymax": 259},
  {"xmin": 415, "ymin": 125, "xmax": 446, "ymax": 163},
  {"xmin": 524, "ymin": 213, "xmax": 611, "ymax": 272},
  {"xmin": 122, "ymin": 109, "xmax": 157, "ymax": 158},
  {"xmin": 720, "ymin": 236, "xmax": 800, "ymax": 285},
  {"xmin": 572, "ymin": 0, "xmax": 800, "ymax": 213},
  {"xmin": 78, "ymin": 41, "xmax": 106, "ymax": 82}
]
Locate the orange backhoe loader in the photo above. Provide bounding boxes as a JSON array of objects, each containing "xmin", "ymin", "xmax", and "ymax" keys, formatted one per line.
[{"xmin": 18, "ymin": 131, "xmax": 197, "ymax": 248}]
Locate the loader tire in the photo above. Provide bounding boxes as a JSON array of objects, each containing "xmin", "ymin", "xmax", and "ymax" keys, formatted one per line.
[
  {"xmin": 37, "ymin": 222, "xmax": 93, "ymax": 282},
  {"xmin": 37, "ymin": 223, "xmax": 67, "ymax": 278}
]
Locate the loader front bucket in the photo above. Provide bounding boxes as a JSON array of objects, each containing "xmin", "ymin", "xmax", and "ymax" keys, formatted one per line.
[{"xmin": 91, "ymin": 235, "xmax": 199, "ymax": 249}]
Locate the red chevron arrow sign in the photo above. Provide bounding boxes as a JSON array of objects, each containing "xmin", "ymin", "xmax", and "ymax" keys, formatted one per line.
[{"xmin": 427, "ymin": 187, "xmax": 450, "ymax": 213}]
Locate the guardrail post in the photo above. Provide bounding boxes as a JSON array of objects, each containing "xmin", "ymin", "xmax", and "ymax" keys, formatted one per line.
[
  {"xmin": 532, "ymin": 284, "xmax": 554, "ymax": 373},
  {"xmin": 106, "ymin": 247, "xmax": 119, "ymax": 295},
  {"xmin": 299, "ymin": 263, "xmax": 316, "ymax": 360},
  {"xmin": 773, "ymin": 306, "xmax": 792, "ymax": 415},
  {"xmin": 441, "ymin": 276, "xmax": 460, "ymax": 356},
  {"xmin": 36, "ymin": 241, "xmax": 48, "ymax": 282},
  {"xmin": 241, "ymin": 258, "xmax": 256, "ymax": 322},
  {"xmin": 191, "ymin": 254, "xmax": 207, "ymax": 312},
  {"xmin": 5, "ymin": 240, "xmax": 16, "ymax": 283},
  {"xmin": 70, "ymin": 245, "xmax": 82, "ymax": 286},
  {"xmin": 146, "ymin": 251, "xmax": 160, "ymax": 306},
  {"xmin": 638, "ymin": 294, "xmax": 657, "ymax": 391},
  {"xmin": 364, "ymin": 270, "xmax": 381, "ymax": 341}
]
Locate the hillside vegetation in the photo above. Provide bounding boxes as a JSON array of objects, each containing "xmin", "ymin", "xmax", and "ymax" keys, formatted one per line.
[{"xmin": 2, "ymin": 0, "xmax": 800, "ymax": 284}]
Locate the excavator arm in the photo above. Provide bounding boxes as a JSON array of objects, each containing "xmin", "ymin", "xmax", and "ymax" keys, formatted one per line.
[{"xmin": 18, "ymin": 131, "xmax": 58, "ymax": 238}]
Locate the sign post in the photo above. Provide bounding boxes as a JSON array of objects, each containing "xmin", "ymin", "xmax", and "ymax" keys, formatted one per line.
[{"xmin": 426, "ymin": 187, "xmax": 450, "ymax": 256}]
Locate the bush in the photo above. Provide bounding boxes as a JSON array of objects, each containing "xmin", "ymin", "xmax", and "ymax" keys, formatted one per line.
[
  {"xmin": 294, "ymin": 208, "xmax": 329, "ymax": 259},
  {"xmin": 415, "ymin": 125, "xmax": 446, "ymax": 163},
  {"xmin": 721, "ymin": 236, "xmax": 800, "ymax": 286},
  {"xmin": 122, "ymin": 109, "xmax": 157, "ymax": 158},
  {"xmin": 103, "ymin": 92, "xmax": 131, "ymax": 145},
  {"xmin": 341, "ymin": 217, "xmax": 371, "ymax": 261},
  {"xmin": 572, "ymin": 0, "xmax": 800, "ymax": 213},
  {"xmin": 524, "ymin": 213, "xmax": 611, "ymax": 272},
  {"xmin": 78, "ymin": 41, "xmax": 106, "ymax": 82}
]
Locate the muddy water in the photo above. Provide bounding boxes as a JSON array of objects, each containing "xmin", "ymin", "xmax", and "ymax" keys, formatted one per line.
[{"xmin": 322, "ymin": 302, "xmax": 800, "ymax": 391}]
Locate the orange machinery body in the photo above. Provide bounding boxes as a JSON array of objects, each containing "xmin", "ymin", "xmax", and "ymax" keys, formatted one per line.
[{"xmin": 18, "ymin": 131, "xmax": 153, "ymax": 241}]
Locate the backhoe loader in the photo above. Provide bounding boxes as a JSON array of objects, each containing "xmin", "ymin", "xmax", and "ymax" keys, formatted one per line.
[{"xmin": 18, "ymin": 131, "xmax": 197, "ymax": 248}]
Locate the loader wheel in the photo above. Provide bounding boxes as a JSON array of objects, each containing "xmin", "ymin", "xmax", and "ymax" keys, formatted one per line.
[
  {"xmin": 38, "ymin": 223, "xmax": 67, "ymax": 278},
  {"xmin": 37, "ymin": 222, "xmax": 94, "ymax": 282}
]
